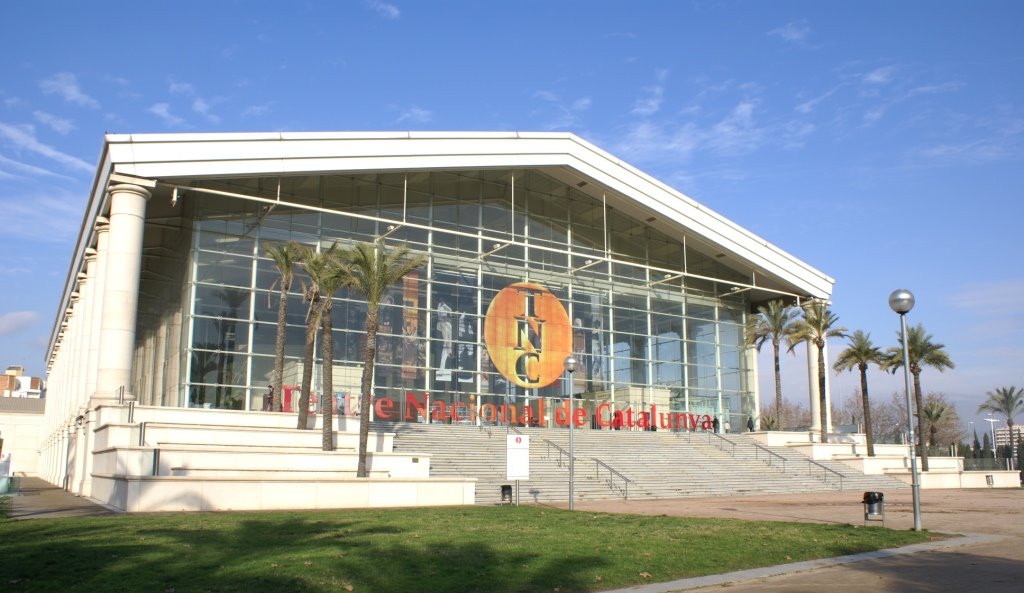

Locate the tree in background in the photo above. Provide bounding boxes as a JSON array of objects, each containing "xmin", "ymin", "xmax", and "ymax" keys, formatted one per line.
[
  {"xmin": 265, "ymin": 241, "xmax": 303, "ymax": 412},
  {"xmin": 921, "ymin": 400, "xmax": 951, "ymax": 448},
  {"xmin": 315, "ymin": 264, "xmax": 347, "ymax": 451},
  {"xmin": 978, "ymin": 386, "xmax": 1024, "ymax": 452},
  {"xmin": 340, "ymin": 239, "xmax": 425, "ymax": 478},
  {"xmin": 746, "ymin": 300, "xmax": 798, "ymax": 427},
  {"xmin": 789, "ymin": 300, "xmax": 847, "ymax": 444},
  {"xmin": 833, "ymin": 330, "xmax": 884, "ymax": 456},
  {"xmin": 883, "ymin": 324, "xmax": 954, "ymax": 471}
]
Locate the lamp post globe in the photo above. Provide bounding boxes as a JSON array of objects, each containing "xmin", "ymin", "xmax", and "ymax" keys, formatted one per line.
[
  {"xmin": 888, "ymin": 289, "xmax": 915, "ymax": 315},
  {"xmin": 564, "ymin": 355, "xmax": 578, "ymax": 374}
]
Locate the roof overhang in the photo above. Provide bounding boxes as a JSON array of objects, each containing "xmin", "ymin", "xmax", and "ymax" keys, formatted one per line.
[{"xmin": 50, "ymin": 131, "xmax": 833, "ymax": 358}]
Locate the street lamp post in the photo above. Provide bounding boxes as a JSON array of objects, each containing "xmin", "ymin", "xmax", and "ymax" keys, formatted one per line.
[
  {"xmin": 889, "ymin": 288, "xmax": 922, "ymax": 532},
  {"xmin": 564, "ymin": 355, "xmax": 578, "ymax": 511},
  {"xmin": 985, "ymin": 416, "xmax": 998, "ymax": 461}
]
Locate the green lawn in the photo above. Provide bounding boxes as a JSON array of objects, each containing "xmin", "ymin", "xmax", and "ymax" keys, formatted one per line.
[{"xmin": 0, "ymin": 505, "xmax": 928, "ymax": 593}]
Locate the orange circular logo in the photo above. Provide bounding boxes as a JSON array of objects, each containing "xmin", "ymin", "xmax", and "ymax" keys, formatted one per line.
[{"xmin": 483, "ymin": 282, "xmax": 572, "ymax": 389}]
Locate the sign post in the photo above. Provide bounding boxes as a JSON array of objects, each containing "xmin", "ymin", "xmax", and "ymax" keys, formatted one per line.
[{"xmin": 506, "ymin": 434, "xmax": 529, "ymax": 505}]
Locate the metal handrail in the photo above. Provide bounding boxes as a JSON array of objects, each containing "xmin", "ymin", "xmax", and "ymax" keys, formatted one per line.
[
  {"xmin": 593, "ymin": 458, "xmax": 632, "ymax": 499},
  {"xmin": 805, "ymin": 459, "xmax": 845, "ymax": 489},
  {"xmin": 544, "ymin": 439, "xmax": 574, "ymax": 468},
  {"xmin": 707, "ymin": 432, "xmax": 736, "ymax": 456},
  {"xmin": 750, "ymin": 442, "xmax": 787, "ymax": 472}
]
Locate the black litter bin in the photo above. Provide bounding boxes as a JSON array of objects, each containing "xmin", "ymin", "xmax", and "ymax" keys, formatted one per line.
[
  {"xmin": 500, "ymin": 484, "xmax": 513, "ymax": 505},
  {"xmin": 862, "ymin": 491, "xmax": 884, "ymax": 524}
]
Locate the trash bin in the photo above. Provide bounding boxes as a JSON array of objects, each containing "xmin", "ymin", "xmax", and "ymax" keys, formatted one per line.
[
  {"xmin": 500, "ymin": 484, "xmax": 513, "ymax": 505},
  {"xmin": 985, "ymin": 474, "xmax": 994, "ymax": 487},
  {"xmin": 862, "ymin": 491, "xmax": 884, "ymax": 525}
]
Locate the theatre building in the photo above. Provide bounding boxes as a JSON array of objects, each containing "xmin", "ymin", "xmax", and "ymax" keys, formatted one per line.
[{"xmin": 36, "ymin": 132, "xmax": 842, "ymax": 511}]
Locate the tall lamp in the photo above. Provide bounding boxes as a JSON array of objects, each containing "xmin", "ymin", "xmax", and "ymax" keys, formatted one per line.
[
  {"xmin": 564, "ymin": 355, "xmax": 578, "ymax": 511},
  {"xmin": 889, "ymin": 288, "xmax": 922, "ymax": 531},
  {"xmin": 985, "ymin": 416, "xmax": 998, "ymax": 460}
]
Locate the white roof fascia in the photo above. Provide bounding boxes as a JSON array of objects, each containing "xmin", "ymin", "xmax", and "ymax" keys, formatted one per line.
[{"xmin": 103, "ymin": 132, "xmax": 833, "ymax": 298}]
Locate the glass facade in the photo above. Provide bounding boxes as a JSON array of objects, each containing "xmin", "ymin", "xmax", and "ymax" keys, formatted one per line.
[{"xmin": 152, "ymin": 168, "xmax": 754, "ymax": 429}]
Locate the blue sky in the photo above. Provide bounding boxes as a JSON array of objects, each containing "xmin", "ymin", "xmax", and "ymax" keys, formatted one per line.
[{"xmin": 1, "ymin": 1, "xmax": 1021, "ymax": 429}]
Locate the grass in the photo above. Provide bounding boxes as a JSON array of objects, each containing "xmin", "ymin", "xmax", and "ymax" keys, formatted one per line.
[{"xmin": 0, "ymin": 505, "xmax": 929, "ymax": 593}]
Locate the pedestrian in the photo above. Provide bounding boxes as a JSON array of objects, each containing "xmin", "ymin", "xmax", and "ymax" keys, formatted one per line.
[
  {"xmin": 712, "ymin": 416, "xmax": 720, "ymax": 433},
  {"xmin": 724, "ymin": 419, "xmax": 731, "ymax": 433},
  {"xmin": 747, "ymin": 417, "xmax": 755, "ymax": 432}
]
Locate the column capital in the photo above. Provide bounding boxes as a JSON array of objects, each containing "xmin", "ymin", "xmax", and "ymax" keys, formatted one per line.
[
  {"xmin": 95, "ymin": 216, "xmax": 110, "ymax": 232},
  {"xmin": 107, "ymin": 183, "xmax": 152, "ymax": 201}
]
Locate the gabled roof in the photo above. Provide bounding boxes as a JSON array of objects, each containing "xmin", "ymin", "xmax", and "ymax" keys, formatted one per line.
[{"xmin": 53, "ymin": 132, "xmax": 833, "ymax": 357}]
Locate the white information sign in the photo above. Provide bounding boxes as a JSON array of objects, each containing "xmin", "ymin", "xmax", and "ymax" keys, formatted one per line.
[{"xmin": 506, "ymin": 434, "xmax": 529, "ymax": 481}]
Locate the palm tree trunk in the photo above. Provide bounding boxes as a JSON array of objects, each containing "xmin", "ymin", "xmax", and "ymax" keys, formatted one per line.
[
  {"xmin": 817, "ymin": 341, "xmax": 828, "ymax": 444},
  {"xmin": 859, "ymin": 364, "xmax": 875, "ymax": 456},
  {"xmin": 272, "ymin": 281, "xmax": 289, "ymax": 412},
  {"xmin": 357, "ymin": 311, "xmax": 379, "ymax": 478},
  {"xmin": 297, "ymin": 314, "xmax": 317, "ymax": 430},
  {"xmin": 912, "ymin": 369, "xmax": 929, "ymax": 471},
  {"xmin": 321, "ymin": 306, "xmax": 334, "ymax": 451},
  {"xmin": 772, "ymin": 340, "xmax": 782, "ymax": 426}
]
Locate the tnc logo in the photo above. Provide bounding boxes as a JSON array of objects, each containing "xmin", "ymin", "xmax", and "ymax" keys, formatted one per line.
[{"xmin": 483, "ymin": 282, "xmax": 571, "ymax": 389}]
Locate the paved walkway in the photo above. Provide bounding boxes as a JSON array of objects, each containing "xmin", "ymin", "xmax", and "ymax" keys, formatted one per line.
[
  {"xmin": 5, "ymin": 477, "xmax": 113, "ymax": 519},
  {"xmin": 5, "ymin": 478, "xmax": 1022, "ymax": 591},
  {"xmin": 579, "ymin": 488, "xmax": 1024, "ymax": 593}
]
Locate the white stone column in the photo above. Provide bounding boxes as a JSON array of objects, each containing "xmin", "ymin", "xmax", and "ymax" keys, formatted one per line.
[
  {"xmin": 823, "ymin": 341, "xmax": 832, "ymax": 433},
  {"xmin": 86, "ymin": 220, "xmax": 109, "ymax": 400},
  {"xmin": 94, "ymin": 185, "xmax": 151, "ymax": 402}
]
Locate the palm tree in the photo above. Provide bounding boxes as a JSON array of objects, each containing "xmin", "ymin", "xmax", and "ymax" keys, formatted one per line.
[
  {"xmin": 339, "ymin": 239, "xmax": 425, "ymax": 478},
  {"xmin": 746, "ymin": 300, "xmax": 798, "ymax": 427},
  {"xmin": 788, "ymin": 300, "xmax": 847, "ymax": 444},
  {"xmin": 978, "ymin": 386, "xmax": 1024, "ymax": 454},
  {"xmin": 265, "ymin": 241, "xmax": 303, "ymax": 412},
  {"xmin": 884, "ymin": 324, "xmax": 954, "ymax": 471},
  {"xmin": 295, "ymin": 242, "xmax": 342, "ymax": 430},
  {"xmin": 833, "ymin": 331, "xmax": 883, "ymax": 456},
  {"xmin": 316, "ymin": 265, "xmax": 347, "ymax": 451},
  {"xmin": 921, "ymin": 400, "xmax": 951, "ymax": 448}
]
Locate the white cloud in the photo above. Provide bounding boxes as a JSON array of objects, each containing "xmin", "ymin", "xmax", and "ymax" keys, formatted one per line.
[
  {"xmin": 863, "ymin": 66, "xmax": 896, "ymax": 85},
  {"xmin": 531, "ymin": 91, "xmax": 591, "ymax": 130},
  {"xmin": 396, "ymin": 106, "xmax": 433, "ymax": 124},
  {"xmin": 0, "ymin": 311, "xmax": 41, "ymax": 336},
  {"xmin": 39, "ymin": 72, "xmax": 99, "ymax": 108},
  {"xmin": 169, "ymin": 81, "xmax": 195, "ymax": 95},
  {"xmin": 632, "ymin": 69, "xmax": 669, "ymax": 116},
  {"xmin": 768, "ymin": 20, "xmax": 811, "ymax": 44},
  {"xmin": 0, "ymin": 154, "xmax": 76, "ymax": 180},
  {"xmin": 0, "ymin": 122, "xmax": 93, "ymax": 172},
  {"xmin": 949, "ymin": 280, "xmax": 1024, "ymax": 314},
  {"xmin": 33, "ymin": 110, "xmax": 74, "ymax": 134},
  {"xmin": 706, "ymin": 100, "xmax": 764, "ymax": 155},
  {"xmin": 367, "ymin": 0, "xmax": 400, "ymax": 19},
  {"xmin": 795, "ymin": 84, "xmax": 843, "ymax": 114},
  {"xmin": 147, "ymin": 103, "xmax": 185, "ymax": 127},
  {"xmin": 242, "ymin": 103, "xmax": 273, "ymax": 117},
  {"xmin": 192, "ymin": 98, "xmax": 220, "ymax": 123},
  {"xmin": 0, "ymin": 186, "xmax": 85, "ymax": 243}
]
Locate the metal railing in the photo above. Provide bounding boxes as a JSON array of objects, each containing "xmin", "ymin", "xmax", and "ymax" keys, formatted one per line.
[
  {"xmin": 803, "ymin": 459, "xmax": 845, "ymax": 489},
  {"xmin": 750, "ymin": 442, "xmax": 787, "ymax": 472},
  {"xmin": 592, "ymin": 458, "xmax": 632, "ymax": 499},
  {"xmin": 707, "ymin": 432, "xmax": 736, "ymax": 456},
  {"xmin": 544, "ymin": 439, "xmax": 574, "ymax": 468}
]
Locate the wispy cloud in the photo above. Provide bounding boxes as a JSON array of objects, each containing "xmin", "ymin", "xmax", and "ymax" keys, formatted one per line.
[
  {"xmin": 706, "ymin": 100, "xmax": 764, "ymax": 156},
  {"xmin": 242, "ymin": 103, "xmax": 273, "ymax": 117},
  {"xmin": 367, "ymin": 0, "xmax": 400, "ymax": 19},
  {"xmin": 40, "ymin": 72, "xmax": 99, "ymax": 108},
  {"xmin": 169, "ymin": 80, "xmax": 196, "ymax": 95},
  {"xmin": 396, "ymin": 106, "xmax": 433, "ymax": 124},
  {"xmin": 949, "ymin": 280, "xmax": 1024, "ymax": 314},
  {"xmin": 531, "ymin": 91, "xmax": 592, "ymax": 130},
  {"xmin": 0, "ymin": 187, "xmax": 85, "ymax": 243},
  {"xmin": 0, "ymin": 154, "xmax": 76, "ymax": 180},
  {"xmin": 767, "ymin": 20, "xmax": 812, "ymax": 46},
  {"xmin": 192, "ymin": 98, "xmax": 221, "ymax": 124},
  {"xmin": 632, "ymin": 69, "xmax": 668, "ymax": 116},
  {"xmin": 0, "ymin": 311, "xmax": 40, "ymax": 336},
  {"xmin": 0, "ymin": 122, "xmax": 92, "ymax": 172},
  {"xmin": 863, "ymin": 66, "xmax": 897, "ymax": 85},
  {"xmin": 147, "ymin": 103, "xmax": 186, "ymax": 127},
  {"xmin": 33, "ymin": 110, "xmax": 74, "ymax": 134},
  {"xmin": 795, "ymin": 84, "xmax": 843, "ymax": 114}
]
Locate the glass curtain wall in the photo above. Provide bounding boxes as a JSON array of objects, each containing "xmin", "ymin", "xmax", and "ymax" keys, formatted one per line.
[{"xmin": 175, "ymin": 169, "xmax": 752, "ymax": 430}]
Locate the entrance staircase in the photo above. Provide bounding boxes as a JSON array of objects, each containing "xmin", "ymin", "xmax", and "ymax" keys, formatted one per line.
[{"xmin": 383, "ymin": 422, "xmax": 908, "ymax": 505}]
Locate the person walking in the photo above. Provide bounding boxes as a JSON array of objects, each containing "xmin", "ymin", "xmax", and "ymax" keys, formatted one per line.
[
  {"xmin": 747, "ymin": 417, "xmax": 755, "ymax": 432},
  {"xmin": 712, "ymin": 416, "xmax": 720, "ymax": 433}
]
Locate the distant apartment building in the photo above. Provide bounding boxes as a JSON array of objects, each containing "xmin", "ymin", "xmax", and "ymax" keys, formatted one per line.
[
  {"xmin": 1, "ymin": 365, "xmax": 44, "ymax": 398},
  {"xmin": 994, "ymin": 424, "xmax": 1023, "ymax": 448}
]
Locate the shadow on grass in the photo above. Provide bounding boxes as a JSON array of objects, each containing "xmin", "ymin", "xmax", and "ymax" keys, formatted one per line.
[{"xmin": 0, "ymin": 510, "xmax": 611, "ymax": 593}]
